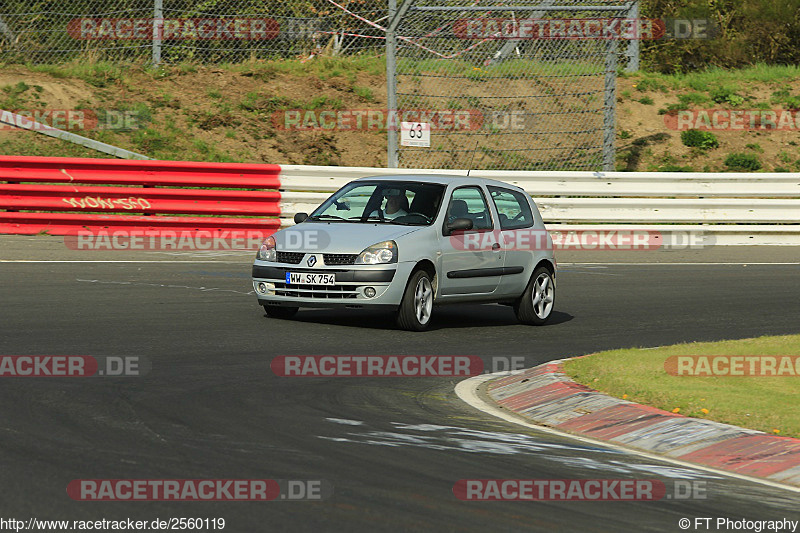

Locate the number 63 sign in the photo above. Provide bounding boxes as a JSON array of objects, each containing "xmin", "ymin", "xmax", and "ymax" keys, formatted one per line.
[{"xmin": 400, "ymin": 122, "xmax": 431, "ymax": 147}]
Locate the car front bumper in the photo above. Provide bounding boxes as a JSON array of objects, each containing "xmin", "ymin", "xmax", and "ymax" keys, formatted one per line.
[{"xmin": 252, "ymin": 260, "xmax": 416, "ymax": 309}]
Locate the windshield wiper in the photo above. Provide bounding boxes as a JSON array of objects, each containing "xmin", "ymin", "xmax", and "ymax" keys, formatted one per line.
[{"xmin": 309, "ymin": 214, "xmax": 346, "ymax": 221}]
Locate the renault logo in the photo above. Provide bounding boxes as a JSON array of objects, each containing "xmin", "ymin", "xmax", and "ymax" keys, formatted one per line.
[{"xmin": 307, "ymin": 255, "xmax": 317, "ymax": 267}]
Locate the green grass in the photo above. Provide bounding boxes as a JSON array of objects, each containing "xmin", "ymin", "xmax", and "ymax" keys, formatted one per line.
[
  {"xmin": 352, "ymin": 85, "xmax": 374, "ymax": 102},
  {"xmin": 563, "ymin": 334, "xmax": 800, "ymax": 437},
  {"xmin": 29, "ymin": 60, "xmax": 126, "ymax": 87},
  {"xmin": 745, "ymin": 143, "xmax": 764, "ymax": 153},
  {"xmin": 678, "ymin": 92, "xmax": 711, "ymax": 106},
  {"xmin": 0, "ymin": 81, "xmax": 32, "ymax": 108},
  {"xmin": 630, "ymin": 64, "xmax": 800, "ymax": 92},
  {"xmin": 231, "ymin": 56, "xmax": 386, "ymax": 80}
]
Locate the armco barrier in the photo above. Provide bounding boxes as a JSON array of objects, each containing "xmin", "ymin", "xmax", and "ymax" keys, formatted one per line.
[
  {"xmin": 279, "ymin": 165, "xmax": 800, "ymax": 245},
  {"xmin": 1, "ymin": 157, "xmax": 799, "ymax": 245},
  {"xmin": 0, "ymin": 155, "xmax": 282, "ymax": 235}
]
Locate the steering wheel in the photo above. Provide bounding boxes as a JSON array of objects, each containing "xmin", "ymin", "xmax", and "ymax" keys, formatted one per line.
[
  {"xmin": 512, "ymin": 211, "xmax": 526, "ymax": 222},
  {"xmin": 407, "ymin": 212, "xmax": 432, "ymax": 223}
]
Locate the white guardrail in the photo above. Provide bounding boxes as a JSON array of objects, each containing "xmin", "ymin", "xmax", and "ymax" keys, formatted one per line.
[{"xmin": 279, "ymin": 166, "xmax": 800, "ymax": 246}]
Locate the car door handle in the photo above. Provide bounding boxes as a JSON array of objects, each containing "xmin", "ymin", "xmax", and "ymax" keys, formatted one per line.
[{"xmin": 492, "ymin": 243, "xmax": 501, "ymax": 250}]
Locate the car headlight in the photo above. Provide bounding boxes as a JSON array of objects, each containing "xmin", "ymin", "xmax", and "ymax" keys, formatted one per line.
[
  {"xmin": 355, "ymin": 240, "xmax": 397, "ymax": 264},
  {"xmin": 257, "ymin": 236, "xmax": 277, "ymax": 261}
]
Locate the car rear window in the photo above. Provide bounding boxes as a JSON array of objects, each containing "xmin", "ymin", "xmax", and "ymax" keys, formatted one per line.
[{"xmin": 488, "ymin": 186, "xmax": 535, "ymax": 230}]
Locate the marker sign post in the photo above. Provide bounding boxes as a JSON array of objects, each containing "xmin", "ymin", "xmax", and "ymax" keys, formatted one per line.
[{"xmin": 400, "ymin": 121, "xmax": 431, "ymax": 147}]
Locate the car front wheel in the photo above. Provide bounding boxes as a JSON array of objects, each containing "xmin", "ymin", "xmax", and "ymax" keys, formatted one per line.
[
  {"xmin": 514, "ymin": 266, "xmax": 554, "ymax": 325},
  {"xmin": 396, "ymin": 269, "xmax": 434, "ymax": 331}
]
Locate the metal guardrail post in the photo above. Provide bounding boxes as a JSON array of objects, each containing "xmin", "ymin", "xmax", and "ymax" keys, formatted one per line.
[
  {"xmin": 152, "ymin": 0, "xmax": 163, "ymax": 66},
  {"xmin": 603, "ymin": 39, "xmax": 618, "ymax": 172},
  {"xmin": 386, "ymin": 0, "xmax": 399, "ymax": 168},
  {"xmin": 625, "ymin": 1, "xmax": 640, "ymax": 72}
]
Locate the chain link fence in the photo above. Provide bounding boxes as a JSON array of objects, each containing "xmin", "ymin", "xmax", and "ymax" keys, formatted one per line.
[
  {"xmin": 391, "ymin": 0, "xmax": 633, "ymax": 171},
  {"xmin": 0, "ymin": 0, "xmax": 636, "ymax": 171},
  {"xmin": 0, "ymin": 0, "xmax": 388, "ymax": 64}
]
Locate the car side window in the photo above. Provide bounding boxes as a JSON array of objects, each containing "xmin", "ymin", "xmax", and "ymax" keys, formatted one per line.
[
  {"xmin": 488, "ymin": 186, "xmax": 535, "ymax": 230},
  {"xmin": 446, "ymin": 186, "xmax": 493, "ymax": 231}
]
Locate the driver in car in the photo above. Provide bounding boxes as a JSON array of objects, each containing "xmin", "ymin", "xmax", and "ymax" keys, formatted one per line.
[{"xmin": 371, "ymin": 191, "xmax": 409, "ymax": 220}]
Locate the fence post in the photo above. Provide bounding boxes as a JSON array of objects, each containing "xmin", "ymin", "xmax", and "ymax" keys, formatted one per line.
[
  {"xmin": 386, "ymin": 0, "xmax": 399, "ymax": 168},
  {"xmin": 625, "ymin": 0, "xmax": 640, "ymax": 72},
  {"xmin": 152, "ymin": 0, "xmax": 163, "ymax": 66},
  {"xmin": 603, "ymin": 39, "xmax": 618, "ymax": 171}
]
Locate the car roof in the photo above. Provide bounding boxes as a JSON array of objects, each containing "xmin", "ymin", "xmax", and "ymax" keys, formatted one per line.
[{"xmin": 353, "ymin": 174, "xmax": 525, "ymax": 192}]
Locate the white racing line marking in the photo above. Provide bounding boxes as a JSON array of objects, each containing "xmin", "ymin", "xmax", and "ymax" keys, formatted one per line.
[
  {"xmin": 76, "ymin": 278, "xmax": 254, "ymax": 296},
  {"xmin": 455, "ymin": 371, "xmax": 800, "ymax": 494}
]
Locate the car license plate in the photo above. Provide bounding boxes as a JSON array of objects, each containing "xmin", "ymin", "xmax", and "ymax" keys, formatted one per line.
[{"xmin": 285, "ymin": 272, "xmax": 336, "ymax": 285}]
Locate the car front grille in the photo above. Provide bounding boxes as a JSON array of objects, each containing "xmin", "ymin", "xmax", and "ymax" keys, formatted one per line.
[
  {"xmin": 323, "ymin": 253, "xmax": 358, "ymax": 265},
  {"xmin": 274, "ymin": 282, "xmax": 358, "ymax": 299},
  {"xmin": 276, "ymin": 251, "xmax": 304, "ymax": 264},
  {"xmin": 274, "ymin": 252, "xmax": 358, "ymax": 265}
]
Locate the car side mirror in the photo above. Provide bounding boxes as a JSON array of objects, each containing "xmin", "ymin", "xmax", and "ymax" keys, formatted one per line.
[
  {"xmin": 294, "ymin": 212, "xmax": 308, "ymax": 224},
  {"xmin": 446, "ymin": 217, "xmax": 473, "ymax": 235}
]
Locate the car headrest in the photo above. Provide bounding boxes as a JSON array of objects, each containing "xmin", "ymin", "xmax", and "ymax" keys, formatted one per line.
[{"xmin": 450, "ymin": 199, "xmax": 468, "ymax": 218}]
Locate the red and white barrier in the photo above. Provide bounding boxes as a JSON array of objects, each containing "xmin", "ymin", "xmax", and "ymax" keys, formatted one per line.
[{"xmin": 1, "ymin": 156, "xmax": 798, "ymax": 245}]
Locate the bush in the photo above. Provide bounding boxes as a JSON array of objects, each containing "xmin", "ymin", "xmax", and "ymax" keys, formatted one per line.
[
  {"xmin": 640, "ymin": 0, "xmax": 800, "ymax": 72},
  {"xmin": 710, "ymin": 87, "xmax": 744, "ymax": 106},
  {"xmin": 680, "ymin": 129, "xmax": 719, "ymax": 150},
  {"xmin": 724, "ymin": 152, "xmax": 762, "ymax": 171},
  {"xmin": 785, "ymin": 96, "xmax": 800, "ymax": 110}
]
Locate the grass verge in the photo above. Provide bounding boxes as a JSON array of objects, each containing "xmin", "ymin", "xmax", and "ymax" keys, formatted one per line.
[{"xmin": 563, "ymin": 334, "xmax": 800, "ymax": 438}]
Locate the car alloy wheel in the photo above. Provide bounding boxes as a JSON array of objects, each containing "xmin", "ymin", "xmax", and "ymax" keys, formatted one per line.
[
  {"xmin": 397, "ymin": 269, "xmax": 434, "ymax": 331},
  {"xmin": 531, "ymin": 272, "xmax": 554, "ymax": 320},
  {"xmin": 514, "ymin": 266, "xmax": 555, "ymax": 326},
  {"xmin": 414, "ymin": 276, "xmax": 433, "ymax": 325}
]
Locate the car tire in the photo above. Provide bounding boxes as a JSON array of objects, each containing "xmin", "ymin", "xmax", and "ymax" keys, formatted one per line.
[
  {"xmin": 396, "ymin": 269, "xmax": 434, "ymax": 331},
  {"xmin": 514, "ymin": 266, "xmax": 555, "ymax": 326},
  {"xmin": 263, "ymin": 305, "xmax": 299, "ymax": 319}
]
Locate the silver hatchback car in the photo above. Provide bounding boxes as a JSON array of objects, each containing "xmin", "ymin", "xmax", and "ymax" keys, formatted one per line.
[{"xmin": 252, "ymin": 175, "xmax": 556, "ymax": 331}]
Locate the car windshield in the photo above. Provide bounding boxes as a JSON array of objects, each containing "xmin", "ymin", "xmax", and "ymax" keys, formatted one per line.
[{"xmin": 308, "ymin": 181, "xmax": 446, "ymax": 226}]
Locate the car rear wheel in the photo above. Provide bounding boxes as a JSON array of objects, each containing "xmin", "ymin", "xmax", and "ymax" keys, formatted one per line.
[
  {"xmin": 396, "ymin": 269, "xmax": 433, "ymax": 331},
  {"xmin": 514, "ymin": 266, "xmax": 554, "ymax": 325},
  {"xmin": 263, "ymin": 305, "xmax": 299, "ymax": 319}
]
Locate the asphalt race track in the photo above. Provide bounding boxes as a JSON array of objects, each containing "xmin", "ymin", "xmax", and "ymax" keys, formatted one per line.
[{"xmin": 1, "ymin": 236, "xmax": 799, "ymax": 532}]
